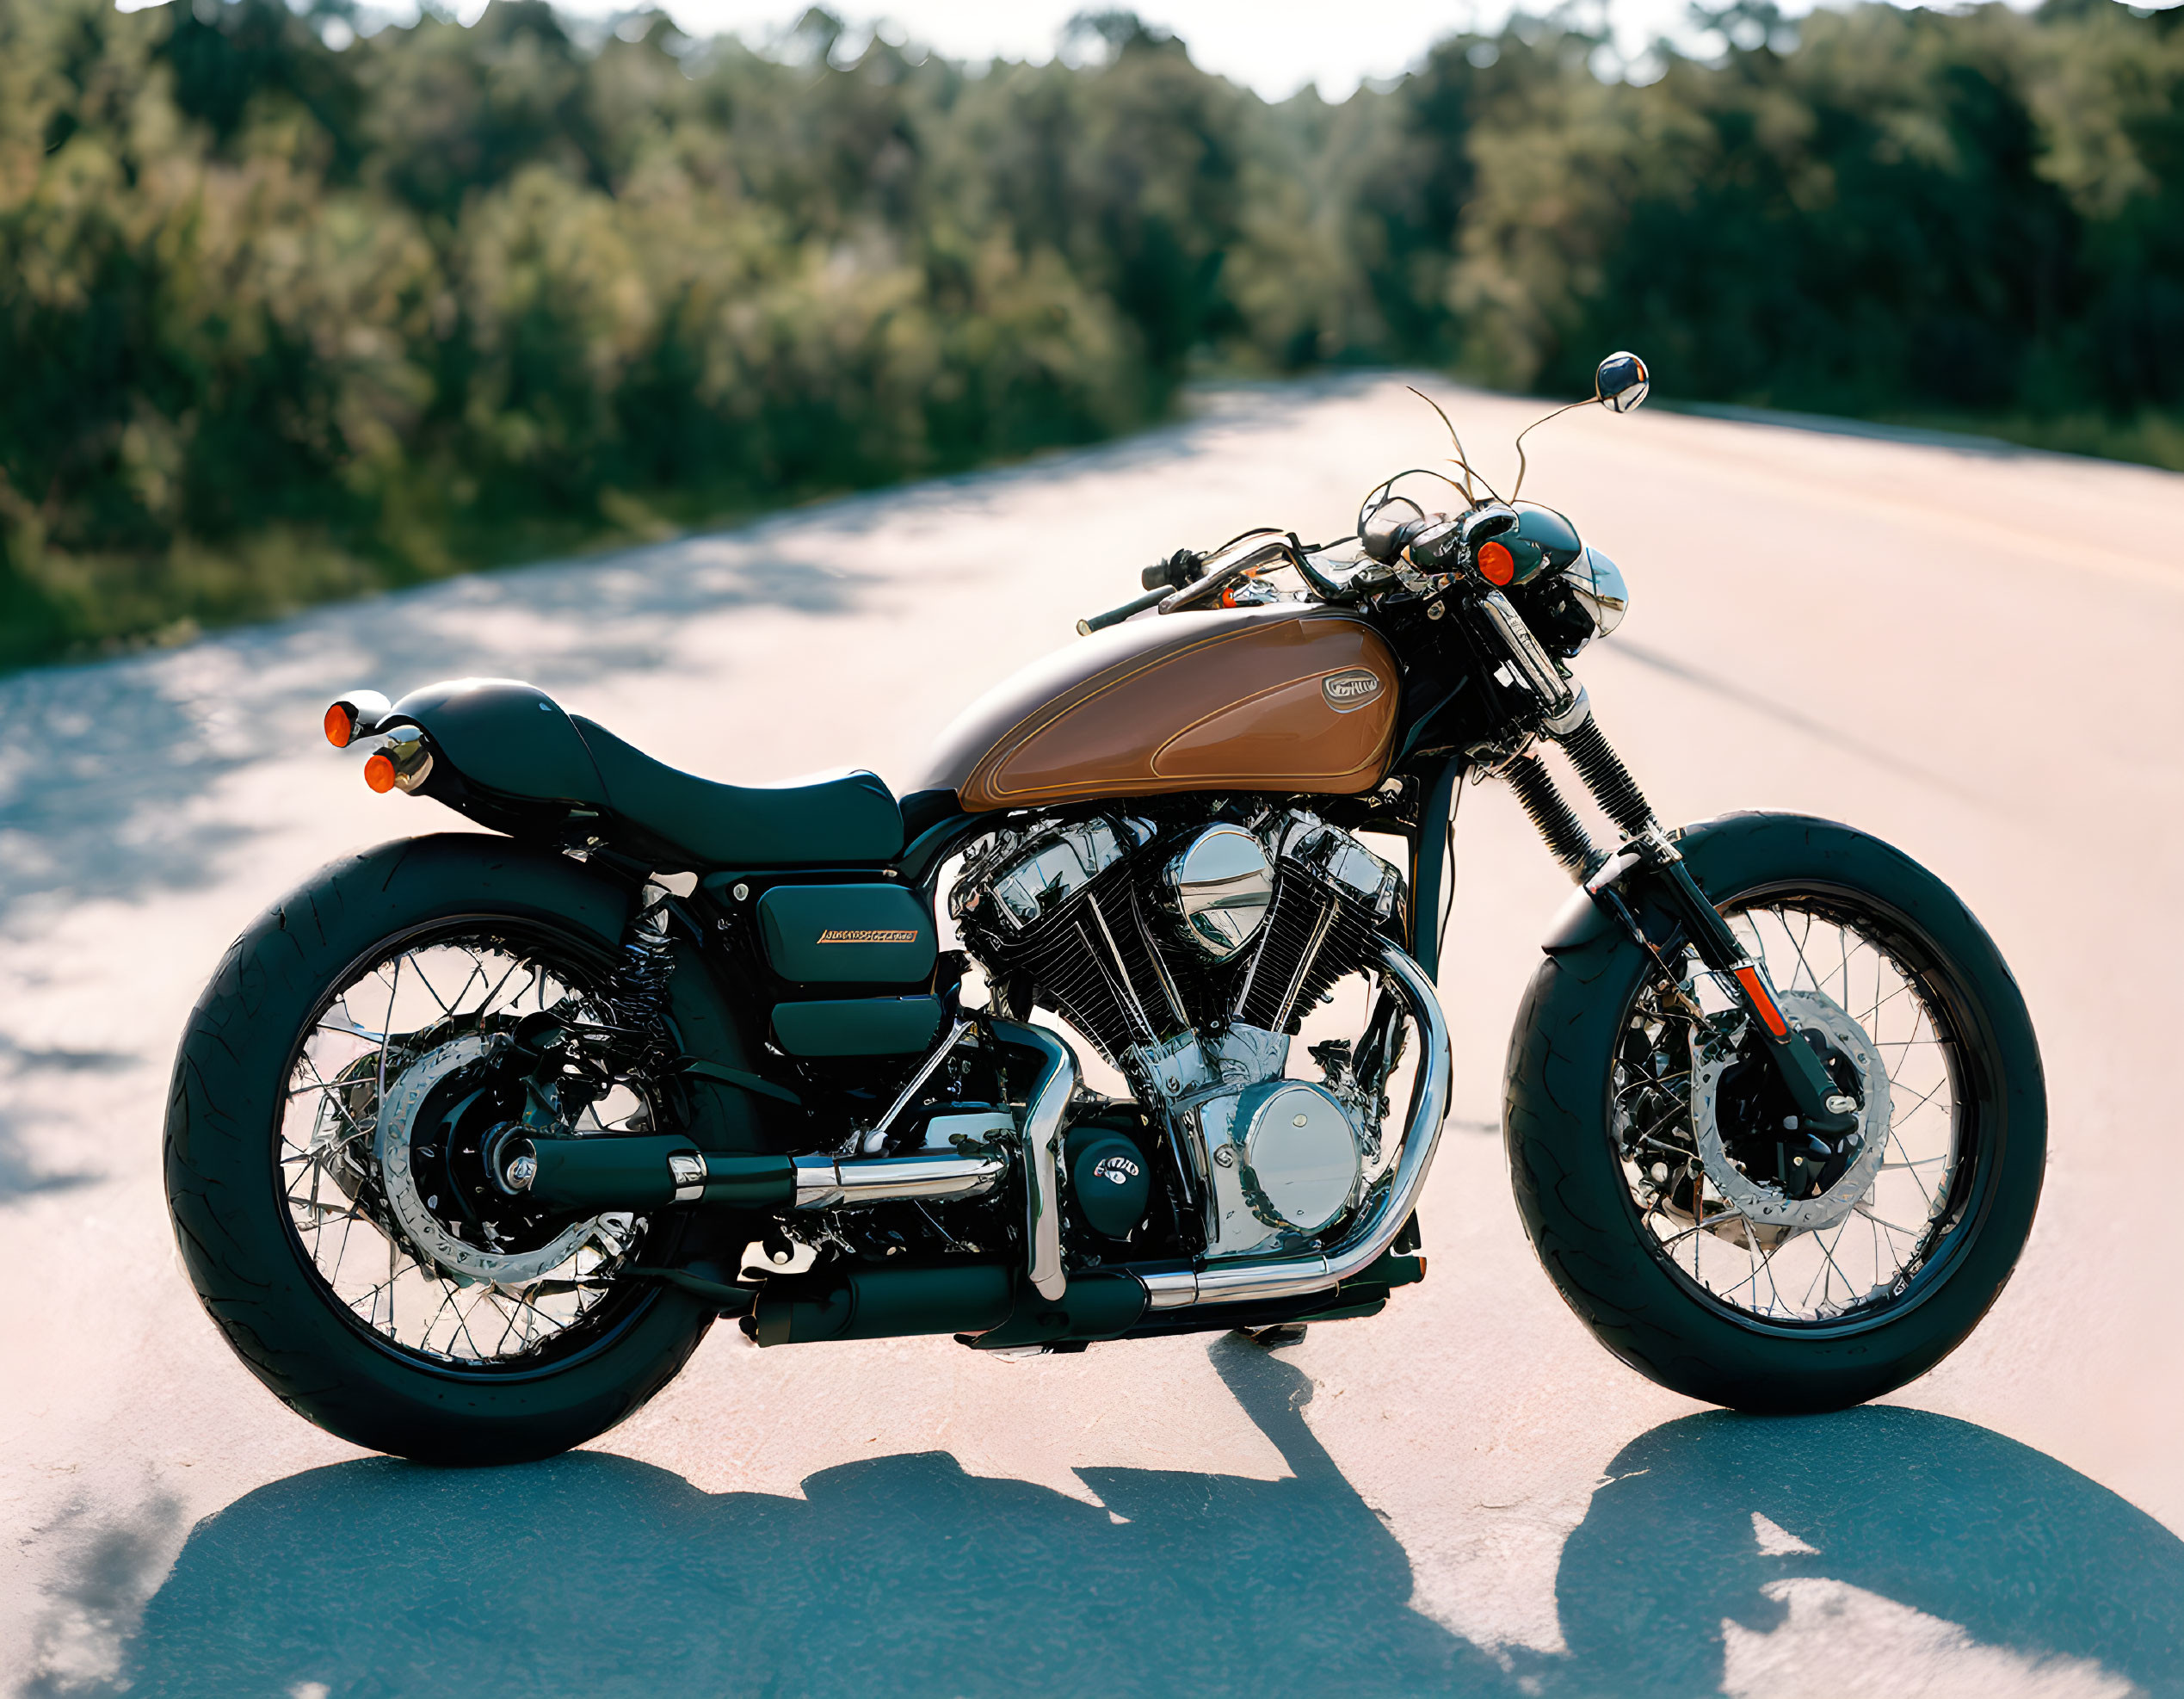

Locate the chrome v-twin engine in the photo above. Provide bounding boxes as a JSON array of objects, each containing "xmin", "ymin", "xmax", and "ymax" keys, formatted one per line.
[{"xmin": 950, "ymin": 808, "xmax": 1402, "ymax": 1260}]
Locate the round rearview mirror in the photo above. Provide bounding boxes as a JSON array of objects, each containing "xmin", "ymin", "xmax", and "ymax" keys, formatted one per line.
[{"xmin": 1595, "ymin": 350, "xmax": 1650, "ymax": 414}]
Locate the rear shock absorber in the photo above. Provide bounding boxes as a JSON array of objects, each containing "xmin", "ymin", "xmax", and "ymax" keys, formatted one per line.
[
  {"xmin": 1502, "ymin": 753, "xmax": 1600, "ymax": 880},
  {"xmin": 615, "ymin": 879, "xmax": 678, "ymax": 1041}
]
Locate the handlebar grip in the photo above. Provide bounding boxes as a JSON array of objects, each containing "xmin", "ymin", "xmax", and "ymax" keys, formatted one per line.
[
  {"xmin": 1077, "ymin": 586, "xmax": 1170, "ymax": 635},
  {"xmin": 1141, "ymin": 548, "xmax": 1202, "ymax": 592}
]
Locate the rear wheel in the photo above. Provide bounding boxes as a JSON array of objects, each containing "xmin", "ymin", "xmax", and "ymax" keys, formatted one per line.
[
  {"xmin": 1504, "ymin": 813, "xmax": 2045, "ymax": 1412},
  {"xmin": 285, "ymin": 923, "xmax": 659, "ymax": 1366},
  {"xmin": 165, "ymin": 836, "xmax": 722, "ymax": 1462}
]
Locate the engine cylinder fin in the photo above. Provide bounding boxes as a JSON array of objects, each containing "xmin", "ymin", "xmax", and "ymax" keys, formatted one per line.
[
  {"xmin": 1084, "ymin": 892, "xmax": 1159, "ymax": 1047},
  {"xmin": 1128, "ymin": 881, "xmax": 1191, "ymax": 1029},
  {"xmin": 1232, "ymin": 880, "xmax": 1373, "ymax": 1035},
  {"xmin": 1227, "ymin": 880, "xmax": 1288, "ymax": 1026},
  {"xmin": 958, "ymin": 824, "xmax": 1188, "ymax": 1066},
  {"xmin": 1274, "ymin": 899, "xmax": 1340, "ymax": 1030},
  {"xmin": 955, "ymin": 812, "xmax": 1400, "ymax": 1060}
]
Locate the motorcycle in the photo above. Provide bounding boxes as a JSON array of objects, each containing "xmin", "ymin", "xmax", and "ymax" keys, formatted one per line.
[{"xmin": 163, "ymin": 354, "xmax": 2045, "ymax": 1462}]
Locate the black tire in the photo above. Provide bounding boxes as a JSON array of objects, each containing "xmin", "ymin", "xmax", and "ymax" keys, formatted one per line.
[
  {"xmin": 1504, "ymin": 812, "xmax": 2045, "ymax": 1413},
  {"xmin": 163, "ymin": 833, "xmax": 750, "ymax": 1464}
]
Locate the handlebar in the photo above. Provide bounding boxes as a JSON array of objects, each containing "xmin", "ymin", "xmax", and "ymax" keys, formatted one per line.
[
  {"xmin": 1073, "ymin": 530, "xmax": 1365, "ymax": 636},
  {"xmin": 1077, "ymin": 584, "xmax": 1173, "ymax": 635},
  {"xmin": 1159, "ymin": 535, "xmax": 1293, "ymax": 614}
]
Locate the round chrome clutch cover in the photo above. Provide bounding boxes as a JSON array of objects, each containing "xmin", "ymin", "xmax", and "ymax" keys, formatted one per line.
[
  {"xmin": 365, "ymin": 1034, "xmax": 614, "ymax": 1286},
  {"xmin": 1690, "ymin": 987, "xmax": 1892, "ymax": 1233},
  {"xmin": 1238, "ymin": 1079, "xmax": 1361, "ymax": 1235}
]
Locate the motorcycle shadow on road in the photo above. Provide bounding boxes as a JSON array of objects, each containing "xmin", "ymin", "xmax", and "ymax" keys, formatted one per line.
[{"xmin": 93, "ymin": 1340, "xmax": 2184, "ymax": 1699}]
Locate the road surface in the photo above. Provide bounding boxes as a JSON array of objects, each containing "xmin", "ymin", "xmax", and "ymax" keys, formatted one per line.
[{"xmin": 4, "ymin": 375, "xmax": 2181, "ymax": 1696}]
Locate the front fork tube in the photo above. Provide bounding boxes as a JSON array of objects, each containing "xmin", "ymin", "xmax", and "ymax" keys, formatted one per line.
[
  {"xmin": 1500, "ymin": 701, "xmax": 1857, "ymax": 1139},
  {"xmin": 1628, "ymin": 849, "xmax": 1857, "ymax": 1137}
]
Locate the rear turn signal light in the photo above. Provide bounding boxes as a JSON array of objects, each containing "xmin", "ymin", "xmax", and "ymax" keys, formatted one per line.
[
  {"xmin": 1476, "ymin": 540, "xmax": 1516, "ymax": 586},
  {"xmin": 323, "ymin": 689, "xmax": 391, "ymax": 750},
  {"xmin": 362, "ymin": 732, "xmax": 435, "ymax": 796}
]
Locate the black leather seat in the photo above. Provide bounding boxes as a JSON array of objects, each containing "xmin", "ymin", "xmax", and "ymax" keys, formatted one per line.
[{"xmin": 571, "ymin": 717, "xmax": 903, "ymax": 867}]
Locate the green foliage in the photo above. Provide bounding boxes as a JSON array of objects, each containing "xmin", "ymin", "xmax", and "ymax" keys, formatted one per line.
[
  {"xmin": 1410, "ymin": 0, "xmax": 2184, "ymax": 415},
  {"xmin": 2, "ymin": 0, "xmax": 2179, "ymax": 666}
]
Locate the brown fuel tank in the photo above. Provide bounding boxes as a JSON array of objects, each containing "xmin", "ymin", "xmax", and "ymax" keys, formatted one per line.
[{"xmin": 922, "ymin": 604, "xmax": 1400, "ymax": 812}]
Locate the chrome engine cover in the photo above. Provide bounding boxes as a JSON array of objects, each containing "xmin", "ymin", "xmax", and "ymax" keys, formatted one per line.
[
  {"xmin": 1157, "ymin": 824, "xmax": 1274, "ymax": 961},
  {"xmin": 951, "ymin": 807, "xmax": 1395, "ymax": 1261},
  {"xmin": 1126, "ymin": 1024, "xmax": 1368, "ymax": 1260},
  {"xmin": 1213, "ymin": 1079, "xmax": 1362, "ymax": 1247},
  {"xmin": 950, "ymin": 815, "xmax": 1154, "ymax": 935}
]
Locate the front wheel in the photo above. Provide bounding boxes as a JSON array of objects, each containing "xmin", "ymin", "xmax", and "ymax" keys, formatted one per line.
[{"xmin": 1504, "ymin": 812, "xmax": 2045, "ymax": 1413}]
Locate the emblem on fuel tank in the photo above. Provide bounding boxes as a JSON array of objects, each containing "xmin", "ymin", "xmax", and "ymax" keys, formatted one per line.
[
  {"xmin": 1092, "ymin": 1154, "xmax": 1142, "ymax": 1185},
  {"xmin": 1321, "ymin": 669, "xmax": 1384, "ymax": 711},
  {"xmin": 817, "ymin": 929, "xmax": 920, "ymax": 943}
]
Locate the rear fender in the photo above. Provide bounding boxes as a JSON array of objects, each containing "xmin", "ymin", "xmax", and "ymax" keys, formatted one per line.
[
  {"xmin": 332, "ymin": 677, "xmax": 612, "ymax": 845},
  {"xmin": 382, "ymin": 677, "xmax": 608, "ymax": 807}
]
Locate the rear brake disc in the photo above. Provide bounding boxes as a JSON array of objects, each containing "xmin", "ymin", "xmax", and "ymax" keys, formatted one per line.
[{"xmin": 373, "ymin": 1034, "xmax": 625, "ymax": 1286}]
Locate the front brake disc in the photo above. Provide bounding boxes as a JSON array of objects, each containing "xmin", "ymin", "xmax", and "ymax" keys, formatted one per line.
[{"xmin": 1689, "ymin": 987, "xmax": 1892, "ymax": 1233}]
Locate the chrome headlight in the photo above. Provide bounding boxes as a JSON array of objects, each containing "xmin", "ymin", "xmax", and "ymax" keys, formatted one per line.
[{"xmin": 1564, "ymin": 545, "xmax": 1628, "ymax": 639}]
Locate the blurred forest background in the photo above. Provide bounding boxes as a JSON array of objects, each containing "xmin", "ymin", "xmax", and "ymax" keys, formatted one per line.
[{"xmin": 3, "ymin": 0, "xmax": 2180, "ymax": 666}]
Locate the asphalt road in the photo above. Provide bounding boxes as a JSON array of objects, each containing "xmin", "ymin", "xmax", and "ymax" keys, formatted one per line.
[{"xmin": 4, "ymin": 375, "xmax": 2181, "ymax": 1697}]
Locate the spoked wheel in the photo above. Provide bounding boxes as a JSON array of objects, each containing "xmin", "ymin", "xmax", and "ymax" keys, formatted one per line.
[
  {"xmin": 286, "ymin": 925, "xmax": 657, "ymax": 1369},
  {"xmin": 167, "ymin": 836, "xmax": 724, "ymax": 1462},
  {"xmin": 1504, "ymin": 813, "xmax": 2045, "ymax": 1413},
  {"xmin": 1616, "ymin": 893, "xmax": 1973, "ymax": 1328}
]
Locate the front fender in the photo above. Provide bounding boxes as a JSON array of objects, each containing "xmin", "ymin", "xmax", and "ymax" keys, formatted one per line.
[{"xmin": 1539, "ymin": 809, "xmax": 1866, "ymax": 957}]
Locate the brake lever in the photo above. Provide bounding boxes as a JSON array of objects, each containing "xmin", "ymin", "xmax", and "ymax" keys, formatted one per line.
[{"xmin": 1291, "ymin": 532, "xmax": 1358, "ymax": 602}]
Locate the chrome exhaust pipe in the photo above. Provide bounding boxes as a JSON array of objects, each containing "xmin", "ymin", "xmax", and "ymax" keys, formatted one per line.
[
  {"xmin": 518, "ymin": 1020, "xmax": 1077, "ymax": 1229},
  {"xmin": 1132, "ymin": 939, "xmax": 1452, "ymax": 1312},
  {"xmin": 798, "ymin": 1019, "xmax": 1076, "ymax": 1301},
  {"xmin": 512, "ymin": 1136, "xmax": 1005, "ymax": 1213},
  {"xmin": 792, "ymin": 1150, "xmax": 1005, "ymax": 1209},
  {"xmin": 986, "ymin": 1016, "xmax": 1077, "ymax": 1303}
]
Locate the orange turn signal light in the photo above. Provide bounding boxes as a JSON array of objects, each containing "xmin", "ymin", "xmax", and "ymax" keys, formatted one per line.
[
  {"xmin": 324, "ymin": 703, "xmax": 355, "ymax": 749},
  {"xmin": 1476, "ymin": 540, "xmax": 1516, "ymax": 586},
  {"xmin": 363, "ymin": 751, "xmax": 398, "ymax": 794}
]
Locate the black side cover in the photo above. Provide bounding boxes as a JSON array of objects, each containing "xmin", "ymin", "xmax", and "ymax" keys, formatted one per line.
[{"xmin": 756, "ymin": 884, "xmax": 937, "ymax": 984}]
